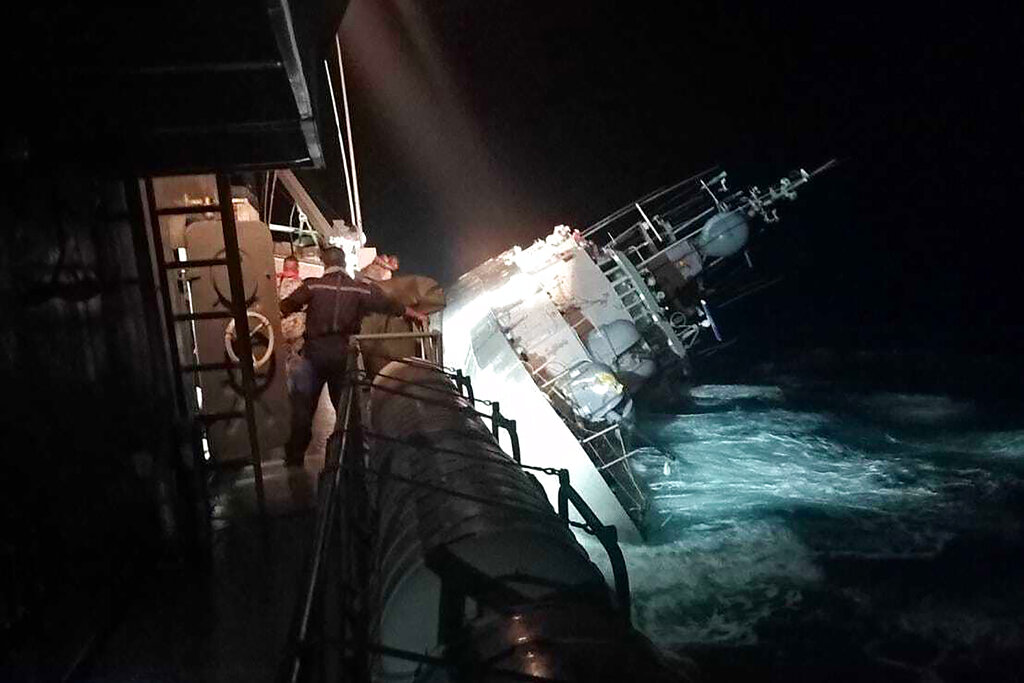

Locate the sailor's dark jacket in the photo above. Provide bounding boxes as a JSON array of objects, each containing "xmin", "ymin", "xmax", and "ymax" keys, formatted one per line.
[{"xmin": 279, "ymin": 268, "xmax": 404, "ymax": 343}]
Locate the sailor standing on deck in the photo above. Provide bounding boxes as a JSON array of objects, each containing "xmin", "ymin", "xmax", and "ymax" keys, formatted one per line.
[
  {"xmin": 276, "ymin": 254, "xmax": 305, "ymax": 384},
  {"xmin": 280, "ymin": 246, "xmax": 427, "ymax": 467}
]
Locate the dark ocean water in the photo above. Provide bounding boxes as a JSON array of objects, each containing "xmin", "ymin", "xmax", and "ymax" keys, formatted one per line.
[{"xmin": 584, "ymin": 382, "xmax": 1024, "ymax": 681}]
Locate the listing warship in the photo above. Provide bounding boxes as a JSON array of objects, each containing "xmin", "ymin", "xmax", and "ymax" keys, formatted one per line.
[{"xmin": 443, "ymin": 162, "xmax": 835, "ymax": 542}]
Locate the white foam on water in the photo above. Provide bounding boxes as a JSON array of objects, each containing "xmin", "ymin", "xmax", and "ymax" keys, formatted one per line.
[
  {"xmin": 847, "ymin": 391, "xmax": 976, "ymax": 425},
  {"xmin": 642, "ymin": 408, "xmax": 941, "ymax": 535},
  {"xmin": 581, "ymin": 521, "xmax": 821, "ymax": 647},
  {"xmin": 913, "ymin": 429, "xmax": 1024, "ymax": 458},
  {"xmin": 687, "ymin": 384, "xmax": 785, "ymax": 405},
  {"xmin": 612, "ymin": 387, "xmax": 1024, "ymax": 650}
]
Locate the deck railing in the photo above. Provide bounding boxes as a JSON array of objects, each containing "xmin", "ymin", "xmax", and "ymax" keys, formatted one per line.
[{"xmin": 280, "ymin": 331, "xmax": 631, "ymax": 682}]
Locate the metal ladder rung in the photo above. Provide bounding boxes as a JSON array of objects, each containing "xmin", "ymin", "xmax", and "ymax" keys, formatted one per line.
[
  {"xmin": 163, "ymin": 258, "xmax": 229, "ymax": 269},
  {"xmin": 144, "ymin": 173, "xmax": 265, "ymax": 513},
  {"xmin": 155, "ymin": 204, "xmax": 223, "ymax": 216},
  {"xmin": 183, "ymin": 361, "xmax": 239, "ymax": 373},
  {"xmin": 174, "ymin": 311, "xmax": 235, "ymax": 321},
  {"xmin": 214, "ymin": 173, "xmax": 265, "ymax": 506}
]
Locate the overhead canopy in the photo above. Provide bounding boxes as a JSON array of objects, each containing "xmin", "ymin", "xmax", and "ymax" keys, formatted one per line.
[{"xmin": 5, "ymin": 0, "xmax": 349, "ymax": 174}]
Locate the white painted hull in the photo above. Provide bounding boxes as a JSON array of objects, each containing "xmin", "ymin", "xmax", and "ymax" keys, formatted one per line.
[{"xmin": 442, "ymin": 262, "xmax": 644, "ymax": 545}]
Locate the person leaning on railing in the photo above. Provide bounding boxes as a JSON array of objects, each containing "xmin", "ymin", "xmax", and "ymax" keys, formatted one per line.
[
  {"xmin": 279, "ymin": 246, "xmax": 427, "ymax": 467},
  {"xmin": 357, "ymin": 254, "xmax": 446, "ymax": 378}
]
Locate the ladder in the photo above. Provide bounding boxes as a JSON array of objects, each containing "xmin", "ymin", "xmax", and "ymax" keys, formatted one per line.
[
  {"xmin": 142, "ymin": 174, "xmax": 266, "ymax": 511},
  {"xmin": 600, "ymin": 249, "xmax": 689, "ymax": 359},
  {"xmin": 599, "ymin": 258, "xmax": 651, "ymax": 326}
]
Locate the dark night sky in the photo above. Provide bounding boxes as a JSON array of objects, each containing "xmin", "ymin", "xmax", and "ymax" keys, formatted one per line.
[{"xmin": 334, "ymin": 2, "xmax": 1020, "ymax": 362}]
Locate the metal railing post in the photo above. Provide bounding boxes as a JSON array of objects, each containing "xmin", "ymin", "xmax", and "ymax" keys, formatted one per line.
[
  {"xmin": 557, "ymin": 470, "xmax": 569, "ymax": 521},
  {"xmin": 284, "ymin": 383, "xmax": 358, "ymax": 683},
  {"xmin": 561, "ymin": 484, "xmax": 631, "ymax": 621},
  {"xmin": 216, "ymin": 173, "xmax": 265, "ymax": 511},
  {"xmin": 506, "ymin": 419, "xmax": 521, "ymax": 464},
  {"xmin": 595, "ymin": 524, "xmax": 630, "ymax": 620},
  {"xmin": 490, "ymin": 402, "xmax": 501, "ymax": 441}
]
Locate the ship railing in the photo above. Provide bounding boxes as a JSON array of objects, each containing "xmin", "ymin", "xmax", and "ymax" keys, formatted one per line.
[
  {"xmin": 515, "ymin": 353, "xmax": 653, "ymax": 522},
  {"xmin": 349, "ymin": 327, "xmax": 444, "ymax": 367},
  {"xmin": 607, "ymin": 248, "xmax": 689, "ymax": 359},
  {"xmin": 281, "ymin": 331, "xmax": 633, "ymax": 682},
  {"xmin": 573, "ymin": 420, "xmax": 651, "ymax": 520},
  {"xmin": 336, "ymin": 372, "xmax": 633, "ymax": 615},
  {"xmin": 581, "ymin": 165, "xmax": 721, "ymax": 238},
  {"xmin": 338, "ymin": 347, "xmax": 630, "ymax": 605},
  {"xmin": 281, "ymin": 375, "xmax": 360, "ymax": 683}
]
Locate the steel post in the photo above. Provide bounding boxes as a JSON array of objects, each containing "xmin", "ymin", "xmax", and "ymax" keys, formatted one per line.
[{"xmin": 216, "ymin": 174, "xmax": 265, "ymax": 510}]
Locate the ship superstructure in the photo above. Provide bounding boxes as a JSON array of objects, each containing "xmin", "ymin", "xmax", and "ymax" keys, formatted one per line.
[{"xmin": 444, "ymin": 162, "xmax": 834, "ymax": 539}]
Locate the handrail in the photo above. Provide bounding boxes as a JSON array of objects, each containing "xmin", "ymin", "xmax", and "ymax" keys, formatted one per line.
[
  {"xmin": 350, "ymin": 329, "xmax": 443, "ymax": 366},
  {"xmin": 346, "ymin": 378, "xmax": 522, "ymax": 465},
  {"xmin": 488, "ymin": 401, "xmax": 521, "ymax": 463},
  {"xmin": 351, "ymin": 330, "xmax": 442, "ymax": 341},
  {"xmin": 281, "ymin": 379, "xmax": 357, "ymax": 683},
  {"xmin": 555, "ymin": 469, "xmax": 631, "ymax": 618},
  {"xmin": 281, "ymin": 336, "xmax": 632, "ymax": 681}
]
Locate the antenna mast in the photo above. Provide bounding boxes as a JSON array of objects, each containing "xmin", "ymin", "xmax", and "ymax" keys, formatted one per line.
[
  {"xmin": 335, "ymin": 33, "xmax": 364, "ymax": 237},
  {"xmin": 323, "ymin": 59, "xmax": 356, "ymax": 226}
]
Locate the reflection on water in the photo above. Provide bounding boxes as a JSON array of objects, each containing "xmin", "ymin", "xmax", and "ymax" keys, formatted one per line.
[{"xmin": 586, "ymin": 384, "xmax": 1024, "ymax": 679}]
